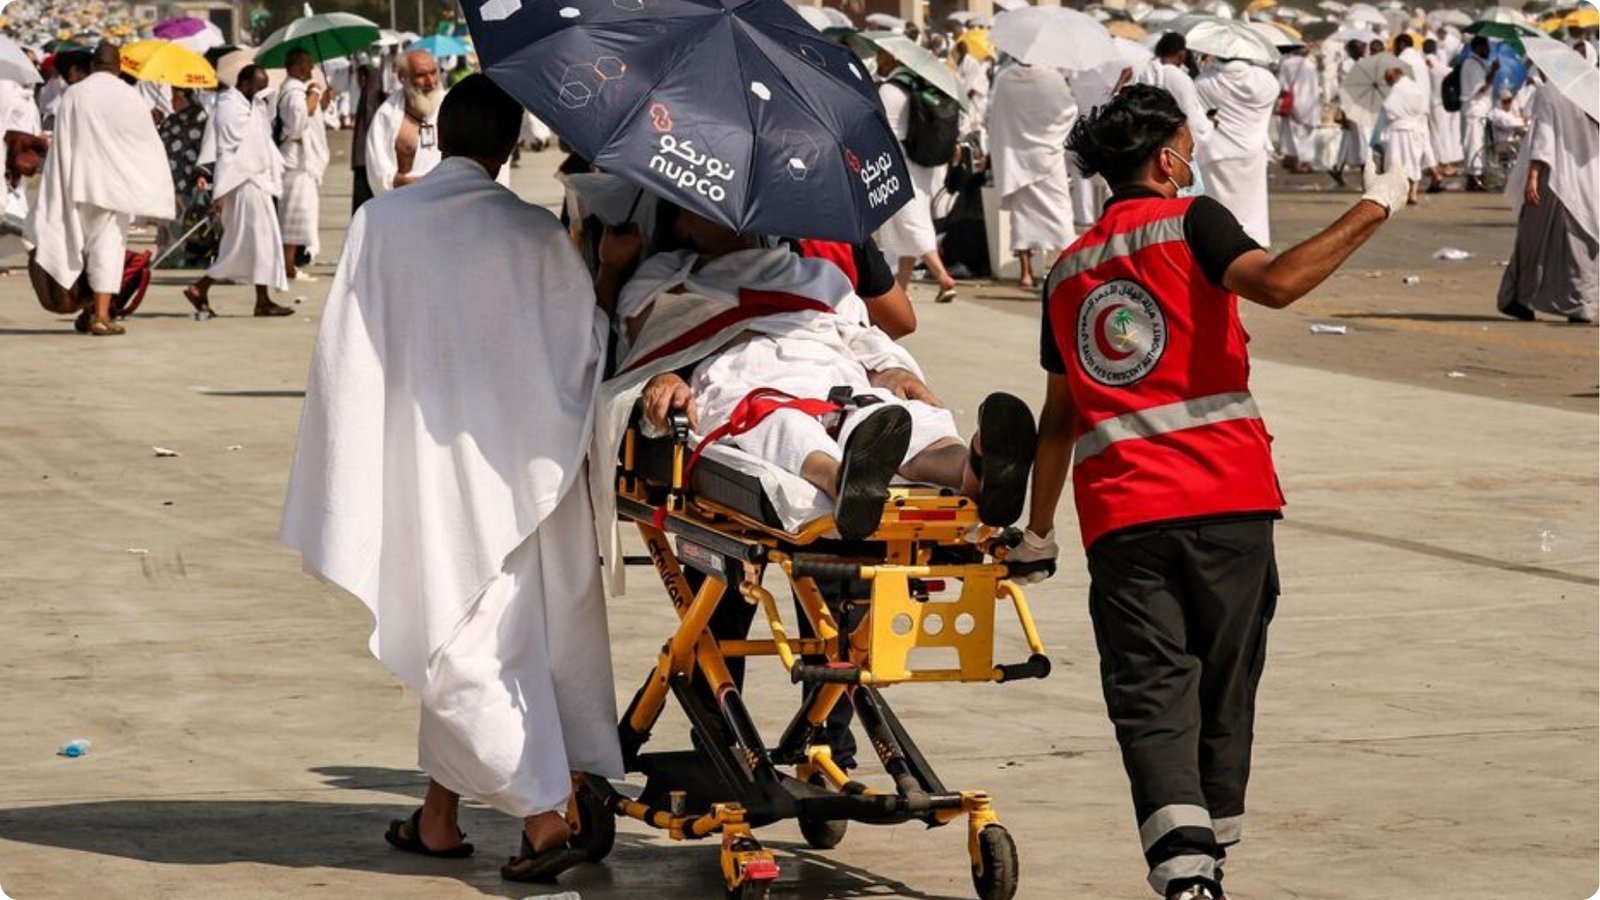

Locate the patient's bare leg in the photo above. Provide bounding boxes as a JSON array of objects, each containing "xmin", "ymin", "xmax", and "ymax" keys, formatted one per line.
[
  {"xmin": 898, "ymin": 438, "xmax": 972, "ymax": 492},
  {"xmin": 801, "ymin": 451, "xmax": 843, "ymax": 498}
]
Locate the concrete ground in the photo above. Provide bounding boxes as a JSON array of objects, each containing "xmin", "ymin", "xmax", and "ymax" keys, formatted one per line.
[{"xmin": 0, "ymin": 138, "xmax": 1594, "ymax": 900}]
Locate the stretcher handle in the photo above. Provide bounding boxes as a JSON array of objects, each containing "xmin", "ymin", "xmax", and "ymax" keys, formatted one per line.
[
  {"xmin": 791, "ymin": 558, "xmax": 863, "ymax": 582},
  {"xmin": 993, "ymin": 653, "xmax": 1052, "ymax": 683},
  {"xmin": 790, "ymin": 662, "xmax": 863, "ymax": 685},
  {"xmin": 1004, "ymin": 559, "xmax": 1056, "ymax": 580}
]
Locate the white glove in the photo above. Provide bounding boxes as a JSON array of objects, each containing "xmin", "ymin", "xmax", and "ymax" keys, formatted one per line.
[
  {"xmin": 1008, "ymin": 528, "xmax": 1059, "ymax": 585},
  {"xmin": 1360, "ymin": 161, "xmax": 1409, "ymax": 217}
]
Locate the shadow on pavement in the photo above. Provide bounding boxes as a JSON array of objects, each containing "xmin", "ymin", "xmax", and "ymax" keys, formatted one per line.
[{"xmin": 0, "ymin": 766, "xmax": 969, "ymax": 899}]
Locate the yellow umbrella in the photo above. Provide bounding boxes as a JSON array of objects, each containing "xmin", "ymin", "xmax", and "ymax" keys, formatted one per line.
[
  {"xmin": 1245, "ymin": 0, "xmax": 1278, "ymax": 12},
  {"xmin": 1565, "ymin": 5, "xmax": 1599, "ymax": 28},
  {"xmin": 119, "ymin": 39, "xmax": 218, "ymax": 89},
  {"xmin": 1108, "ymin": 19, "xmax": 1148, "ymax": 38},
  {"xmin": 956, "ymin": 27, "xmax": 994, "ymax": 60}
]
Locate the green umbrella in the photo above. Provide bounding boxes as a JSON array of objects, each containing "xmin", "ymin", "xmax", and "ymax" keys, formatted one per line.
[
  {"xmin": 255, "ymin": 12, "xmax": 381, "ymax": 68},
  {"xmin": 1462, "ymin": 19, "xmax": 1541, "ymax": 54}
]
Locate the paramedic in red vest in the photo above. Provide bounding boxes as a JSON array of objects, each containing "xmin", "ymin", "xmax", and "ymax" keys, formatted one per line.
[{"xmin": 1011, "ymin": 85, "xmax": 1410, "ymax": 900}]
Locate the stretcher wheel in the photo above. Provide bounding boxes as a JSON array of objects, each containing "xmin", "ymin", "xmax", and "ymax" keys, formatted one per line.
[
  {"xmin": 971, "ymin": 824, "xmax": 1019, "ymax": 900},
  {"xmin": 567, "ymin": 778, "xmax": 616, "ymax": 863},
  {"xmin": 798, "ymin": 775, "xmax": 848, "ymax": 849},
  {"xmin": 726, "ymin": 881, "xmax": 771, "ymax": 900}
]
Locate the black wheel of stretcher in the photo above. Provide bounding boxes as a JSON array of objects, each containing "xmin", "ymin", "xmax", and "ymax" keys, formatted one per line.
[
  {"xmin": 726, "ymin": 880, "xmax": 772, "ymax": 900},
  {"xmin": 567, "ymin": 778, "xmax": 616, "ymax": 863},
  {"xmin": 972, "ymin": 825, "xmax": 1019, "ymax": 900},
  {"xmin": 798, "ymin": 774, "xmax": 849, "ymax": 850}
]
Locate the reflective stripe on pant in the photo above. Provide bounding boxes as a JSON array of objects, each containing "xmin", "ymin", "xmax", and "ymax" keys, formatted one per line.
[{"xmin": 1085, "ymin": 517, "xmax": 1279, "ymax": 895}]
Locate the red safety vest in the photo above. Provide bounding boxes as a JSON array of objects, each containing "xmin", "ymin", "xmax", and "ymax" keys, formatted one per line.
[
  {"xmin": 1044, "ymin": 195, "xmax": 1283, "ymax": 549},
  {"xmin": 797, "ymin": 239, "xmax": 859, "ymax": 290}
]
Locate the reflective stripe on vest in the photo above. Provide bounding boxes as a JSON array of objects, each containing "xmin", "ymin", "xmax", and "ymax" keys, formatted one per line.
[
  {"xmin": 1045, "ymin": 214, "xmax": 1187, "ymax": 298},
  {"xmin": 1073, "ymin": 391, "xmax": 1261, "ymax": 465}
]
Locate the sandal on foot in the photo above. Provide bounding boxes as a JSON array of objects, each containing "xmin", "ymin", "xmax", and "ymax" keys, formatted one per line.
[
  {"xmin": 501, "ymin": 832, "xmax": 585, "ymax": 883},
  {"xmin": 833, "ymin": 406, "xmax": 913, "ymax": 541},
  {"xmin": 254, "ymin": 300, "xmax": 295, "ymax": 317},
  {"xmin": 971, "ymin": 392, "xmax": 1037, "ymax": 527},
  {"xmin": 88, "ymin": 319, "xmax": 125, "ymax": 337},
  {"xmin": 183, "ymin": 286, "xmax": 216, "ymax": 320},
  {"xmin": 384, "ymin": 808, "xmax": 474, "ymax": 859},
  {"xmin": 934, "ymin": 287, "xmax": 957, "ymax": 304}
]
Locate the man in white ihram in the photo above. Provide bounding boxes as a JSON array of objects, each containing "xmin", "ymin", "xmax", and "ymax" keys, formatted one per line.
[
  {"xmin": 1380, "ymin": 65, "xmax": 1433, "ymax": 207},
  {"xmin": 1274, "ymin": 45, "xmax": 1319, "ymax": 173},
  {"xmin": 987, "ymin": 60, "xmax": 1077, "ymax": 289},
  {"xmin": 281, "ymin": 74, "xmax": 621, "ymax": 885},
  {"xmin": 276, "ymin": 47, "xmax": 331, "ymax": 281},
  {"xmin": 1134, "ymin": 34, "xmax": 1213, "ymax": 149},
  {"xmin": 1195, "ymin": 55, "xmax": 1280, "ymax": 246},
  {"xmin": 24, "ymin": 43, "xmax": 173, "ymax": 336},
  {"xmin": 365, "ymin": 48, "xmax": 444, "ymax": 197},
  {"xmin": 1458, "ymin": 36, "xmax": 1500, "ymax": 192},
  {"xmin": 184, "ymin": 65, "xmax": 293, "ymax": 317}
]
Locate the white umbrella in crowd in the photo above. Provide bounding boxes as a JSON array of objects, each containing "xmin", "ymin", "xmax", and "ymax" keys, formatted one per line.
[
  {"xmin": 1168, "ymin": 14, "xmax": 1282, "ymax": 62},
  {"xmin": 0, "ymin": 34, "xmax": 40, "ymax": 85},
  {"xmin": 1524, "ymin": 34, "xmax": 1599, "ymax": 123},
  {"xmin": 858, "ymin": 30, "xmax": 967, "ymax": 105},
  {"xmin": 990, "ymin": 6, "xmax": 1120, "ymax": 71},
  {"xmin": 1341, "ymin": 50, "xmax": 1399, "ymax": 116}
]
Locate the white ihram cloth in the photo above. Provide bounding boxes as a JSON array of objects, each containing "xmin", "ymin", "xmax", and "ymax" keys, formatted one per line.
[
  {"xmin": 592, "ymin": 248, "xmax": 933, "ymax": 591},
  {"xmin": 1499, "ymin": 87, "xmax": 1599, "ymax": 320},
  {"xmin": 0, "ymin": 78, "xmax": 41, "ymax": 258},
  {"xmin": 365, "ymin": 89, "xmax": 439, "ymax": 198},
  {"xmin": 988, "ymin": 64, "xmax": 1077, "ymax": 253},
  {"xmin": 280, "ymin": 157, "xmax": 620, "ymax": 815},
  {"xmin": 957, "ymin": 54, "xmax": 990, "ymax": 138},
  {"xmin": 1428, "ymin": 54, "xmax": 1464, "ymax": 164},
  {"xmin": 1381, "ymin": 73, "xmax": 1432, "ymax": 180},
  {"xmin": 1460, "ymin": 54, "xmax": 1494, "ymax": 174},
  {"xmin": 277, "ymin": 77, "xmax": 330, "ymax": 252},
  {"xmin": 1135, "ymin": 59, "xmax": 1213, "ymax": 145},
  {"xmin": 1196, "ymin": 61, "xmax": 1278, "ymax": 246},
  {"xmin": 207, "ymin": 87, "xmax": 286, "ymax": 290},
  {"xmin": 1275, "ymin": 54, "xmax": 1319, "ymax": 160},
  {"xmin": 24, "ymin": 72, "xmax": 174, "ymax": 292},
  {"xmin": 875, "ymin": 75, "xmax": 941, "ymax": 259}
]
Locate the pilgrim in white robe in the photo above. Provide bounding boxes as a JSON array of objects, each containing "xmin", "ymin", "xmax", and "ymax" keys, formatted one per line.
[
  {"xmin": 281, "ymin": 156, "xmax": 622, "ymax": 817},
  {"xmin": 1381, "ymin": 73, "xmax": 1432, "ymax": 181},
  {"xmin": 1459, "ymin": 53, "xmax": 1495, "ymax": 174},
  {"xmin": 364, "ymin": 89, "xmax": 440, "ymax": 198},
  {"xmin": 1276, "ymin": 53, "xmax": 1320, "ymax": 162},
  {"xmin": 23, "ymin": 71, "xmax": 173, "ymax": 293},
  {"xmin": 1427, "ymin": 54, "xmax": 1464, "ymax": 164},
  {"xmin": 1498, "ymin": 86, "xmax": 1598, "ymax": 321},
  {"xmin": 1196, "ymin": 60, "xmax": 1279, "ymax": 246},
  {"xmin": 0, "ymin": 77, "xmax": 41, "ymax": 257},
  {"xmin": 1335, "ymin": 56, "xmax": 1372, "ymax": 168},
  {"xmin": 1135, "ymin": 58, "xmax": 1214, "ymax": 146},
  {"xmin": 616, "ymin": 247, "xmax": 955, "ymax": 477},
  {"xmin": 207, "ymin": 86, "xmax": 286, "ymax": 290},
  {"xmin": 1067, "ymin": 72, "xmax": 1117, "ymax": 228},
  {"xmin": 988, "ymin": 63, "xmax": 1077, "ymax": 254},
  {"xmin": 277, "ymin": 77, "xmax": 330, "ymax": 258},
  {"xmin": 37, "ymin": 75, "xmax": 65, "ymax": 130},
  {"xmin": 957, "ymin": 53, "xmax": 990, "ymax": 140},
  {"xmin": 875, "ymin": 72, "xmax": 942, "ymax": 260}
]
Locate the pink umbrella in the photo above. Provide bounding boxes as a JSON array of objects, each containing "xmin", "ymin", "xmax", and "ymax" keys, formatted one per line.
[{"xmin": 152, "ymin": 16, "xmax": 210, "ymax": 40}]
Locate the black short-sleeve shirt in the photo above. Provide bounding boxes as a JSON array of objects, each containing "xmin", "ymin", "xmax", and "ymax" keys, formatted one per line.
[{"xmin": 1040, "ymin": 190, "xmax": 1261, "ymax": 374}]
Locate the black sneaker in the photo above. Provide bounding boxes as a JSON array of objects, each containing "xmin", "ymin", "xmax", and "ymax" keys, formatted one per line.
[
  {"xmin": 1501, "ymin": 302, "xmax": 1536, "ymax": 322},
  {"xmin": 972, "ymin": 392, "xmax": 1037, "ymax": 527},
  {"xmin": 833, "ymin": 407, "xmax": 912, "ymax": 541}
]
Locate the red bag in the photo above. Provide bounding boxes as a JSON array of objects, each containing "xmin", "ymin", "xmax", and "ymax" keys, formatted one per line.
[{"xmin": 1275, "ymin": 87, "xmax": 1294, "ymax": 118}]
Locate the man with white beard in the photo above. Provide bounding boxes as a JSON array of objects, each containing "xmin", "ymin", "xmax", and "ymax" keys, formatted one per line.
[
  {"xmin": 987, "ymin": 61, "xmax": 1077, "ymax": 289},
  {"xmin": 1424, "ymin": 38, "xmax": 1462, "ymax": 189},
  {"xmin": 1380, "ymin": 65, "xmax": 1433, "ymax": 206},
  {"xmin": 184, "ymin": 65, "xmax": 292, "ymax": 317},
  {"xmin": 24, "ymin": 43, "xmax": 173, "ymax": 336},
  {"xmin": 282, "ymin": 75, "xmax": 621, "ymax": 881},
  {"xmin": 1195, "ymin": 56, "xmax": 1280, "ymax": 246},
  {"xmin": 365, "ymin": 49, "xmax": 445, "ymax": 197},
  {"xmin": 1274, "ymin": 45, "xmax": 1319, "ymax": 173},
  {"xmin": 1134, "ymin": 34, "xmax": 1213, "ymax": 147},
  {"xmin": 277, "ymin": 48, "xmax": 332, "ymax": 281}
]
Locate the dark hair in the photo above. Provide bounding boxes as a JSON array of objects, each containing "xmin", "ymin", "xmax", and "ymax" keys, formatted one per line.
[
  {"xmin": 438, "ymin": 73, "xmax": 524, "ymax": 161},
  {"xmin": 1345, "ymin": 39, "xmax": 1366, "ymax": 58},
  {"xmin": 1154, "ymin": 32, "xmax": 1187, "ymax": 59},
  {"xmin": 1422, "ymin": 38, "xmax": 1438, "ymax": 54},
  {"xmin": 91, "ymin": 41, "xmax": 120, "ymax": 72},
  {"xmin": 236, "ymin": 64, "xmax": 264, "ymax": 88},
  {"xmin": 1394, "ymin": 33, "xmax": 1414, "ymax": 51},
  {"xmin": 56, "ymin": 50, "xmax": 91, "ymax": 76},
  {"xmin": 1471, "ymin": 35, "xmax": 1490, "ymax": 51},
  {"xmin": 285, "ymin": 47, "xmax": 312, "ymax": 69},
  {"xmin": 1066, "ymin": 84, "xmax": 1186, "ymax": 185}
]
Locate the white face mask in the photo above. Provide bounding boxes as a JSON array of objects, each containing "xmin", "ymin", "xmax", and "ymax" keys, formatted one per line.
[{"xmin": 1163, "ymin": 146, "xmax": 1206, "ymax": 198}]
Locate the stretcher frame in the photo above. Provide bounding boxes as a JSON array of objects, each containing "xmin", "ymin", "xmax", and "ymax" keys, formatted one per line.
[{"xmin": 563, "ymin": 413, "xmax": 1052, "ymax": 900}]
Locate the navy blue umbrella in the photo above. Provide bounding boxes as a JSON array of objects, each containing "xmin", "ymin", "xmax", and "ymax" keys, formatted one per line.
[{"xmin": 462, "ymin": 0, "xmax": 914, "ymax": 242}]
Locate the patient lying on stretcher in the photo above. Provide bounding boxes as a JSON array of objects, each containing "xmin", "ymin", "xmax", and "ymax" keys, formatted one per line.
[{"xmin": 599, "ymin": 205, "xmax": 1037, "ymax": 541}]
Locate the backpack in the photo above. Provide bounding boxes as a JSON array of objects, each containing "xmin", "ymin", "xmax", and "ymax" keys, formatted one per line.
[
  {"xmin": 888, "ymin": 70, "xmax": 960, "ymax": 168},
  {"xmin": 1440, "ymin": 64, "xmax": 1463, "ymax": 113}
]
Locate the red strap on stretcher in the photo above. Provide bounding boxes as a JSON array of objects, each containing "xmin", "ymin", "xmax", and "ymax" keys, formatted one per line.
[{"xmin": 651, "ymin": 387, "xmax": 840, "ymax": 529}]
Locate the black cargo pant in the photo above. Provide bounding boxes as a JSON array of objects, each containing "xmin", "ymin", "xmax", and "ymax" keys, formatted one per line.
[{"xmin": 1085, "ymin": 517, "xmax": 1279, "ymax": 896}]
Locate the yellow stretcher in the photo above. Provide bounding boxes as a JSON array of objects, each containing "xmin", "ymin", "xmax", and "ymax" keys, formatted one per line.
[{"xmin": 563, "ymin": 411, "xmax": 1053, "ymax": 900}]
